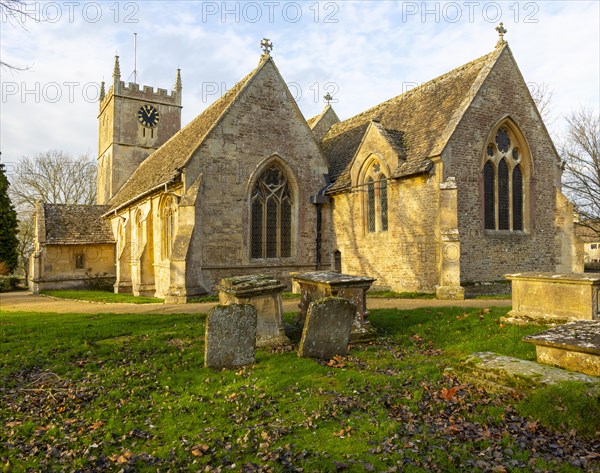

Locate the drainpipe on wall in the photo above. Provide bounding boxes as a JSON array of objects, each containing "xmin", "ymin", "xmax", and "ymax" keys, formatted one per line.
[{"xmin": 310, "ymin": 181, "xmax": 332, "ymax": 270}]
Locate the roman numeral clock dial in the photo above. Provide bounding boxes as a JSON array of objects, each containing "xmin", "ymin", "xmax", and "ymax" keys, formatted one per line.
[{"xmin": 137, "ymin": 104, "xmax": 160, "ymax": 128}]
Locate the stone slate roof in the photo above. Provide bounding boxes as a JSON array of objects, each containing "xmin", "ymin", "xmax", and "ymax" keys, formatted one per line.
[
  {"xmin": 43, "ymin": 204, "xmax": 114, "ymax": 244},
  {"xmin": 324, "ymin": 46, "xmax": 505, "ymax": 193},
  {"xmin": 107, "ymin": 60, "xmax": 266, "ymax": 211}
]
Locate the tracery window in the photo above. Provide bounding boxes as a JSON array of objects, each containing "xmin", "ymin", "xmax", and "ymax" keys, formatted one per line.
[
  {"xmin": 251, "ymin": 165, "xmax": 293, "ymax": 259},
  {"xmin": 161, "ymin": 196, "xmax": 177, "ymax": 259},
  {"xmin": 363, "ymin": 162, "xmax": 389, "ymax": 233},
  {"xmin": 483, "ymin": 124, "xmax": 528, "ymax": 232},
  {"xmin": 134, "ymin": 210, "xmax": 144, "ymax": 257}
]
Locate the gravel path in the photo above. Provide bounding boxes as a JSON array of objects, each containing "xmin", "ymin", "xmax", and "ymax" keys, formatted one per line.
[{"xmin": 1, "ymin": 291, "xmax": 510, "ymax": 314}]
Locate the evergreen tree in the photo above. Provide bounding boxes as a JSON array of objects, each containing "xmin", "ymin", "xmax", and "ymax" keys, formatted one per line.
[{"xmin": 0, "ymin": 161, "xmax": 19, "ymax": 273}]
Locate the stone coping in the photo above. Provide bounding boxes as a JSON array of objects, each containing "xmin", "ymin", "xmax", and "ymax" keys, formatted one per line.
[
  {"xmin": 523, "ymin": 321, "xmax": 600, "ymax": 356},
  {"xmin": 505, "ymin": 272, "xmax": 600, "ymax": 285},
  {"xmin": 292, "ymin": 271, "xmax": 376, "ymax": 286},
  {"xmin": 216, "ymin": 274, "xmax": 286, "ymax": 296}
]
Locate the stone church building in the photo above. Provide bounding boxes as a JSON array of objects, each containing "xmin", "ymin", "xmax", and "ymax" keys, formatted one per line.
[{"xmin": 29, "ymin": 34, "xmax": 582, "ymax": 301}]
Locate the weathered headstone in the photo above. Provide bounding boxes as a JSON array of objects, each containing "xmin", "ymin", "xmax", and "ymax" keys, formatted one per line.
[
  {"xmin": 298, "ymin": 297, "xmax": 356, "ymax": 359},
  {"xmin": 204, "ymin": 304, "xmax": 257, "ymax": 369},
  {"xmin": 292, "ymin": 271, "xmax": 376, "ymax": 342}
]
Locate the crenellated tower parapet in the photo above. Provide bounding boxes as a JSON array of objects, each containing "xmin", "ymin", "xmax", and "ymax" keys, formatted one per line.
[{"xmin": 96, "ymin": 55, "xmax": 182, "ymax": 204}]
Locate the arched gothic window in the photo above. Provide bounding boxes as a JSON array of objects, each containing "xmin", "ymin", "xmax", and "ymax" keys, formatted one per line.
[
  {"xmin": 251, "ymin": 165, "xmax": 293, "ymax": 259},
  {"xmin": 134, "ymin": 210, "xmax": 144, "ymax": 257},
  {"xmin": 483, "ymin": 124, "xmax": 528, "ymax": 232},
  {"xmin": 363, "ymin": 163, "xmax": 389, "ymax": 233},
  {"xmin": 161, "ymin": 196, "xmax": 177, "ymax": 259}
]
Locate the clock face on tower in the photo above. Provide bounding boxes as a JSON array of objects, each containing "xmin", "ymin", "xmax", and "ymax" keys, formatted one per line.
[{"xmin": 137, "ymin": 104, "xmax": 160, "ymax": 128}]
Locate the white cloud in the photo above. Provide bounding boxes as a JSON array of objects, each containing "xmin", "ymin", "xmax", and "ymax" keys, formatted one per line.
[{"xmin": 1, "ymin": 0, "xmax": 598, "ymax": 172}]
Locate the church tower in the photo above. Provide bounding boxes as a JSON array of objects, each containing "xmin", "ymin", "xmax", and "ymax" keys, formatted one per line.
[{"xmin": 97, "ymin": 56, "xmax": 182, "ymax": 204}]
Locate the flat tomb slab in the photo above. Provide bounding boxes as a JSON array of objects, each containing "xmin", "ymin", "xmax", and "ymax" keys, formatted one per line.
[
  {"xmin": 292, "ymin": 271, "xmax": 376, "ymax": 286},
  {"xmin": 523, "ymin": 321, "xmax": 600, "ymax": 376},
  {"xmin": 460, "ymin": 352, "xmax": 599, "ymax": 392}
]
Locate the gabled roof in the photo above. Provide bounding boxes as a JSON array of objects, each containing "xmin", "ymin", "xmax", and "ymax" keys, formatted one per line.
[
  {"xmin": 43, "ymin": 204, "xmax": 114, "ymax": 245},
  {"xmin": 107, "ymin": 58, "xmax": 269, "ymax": 211},
  {"xmin": 323, "ymin": 45, "xmax": 506, "ymax": 193}
]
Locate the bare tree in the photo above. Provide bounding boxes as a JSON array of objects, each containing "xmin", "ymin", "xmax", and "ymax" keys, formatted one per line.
[
  {"xmin": 10, "ymin": 150, "xmax": 96, "ymax": 209},
  {"xmin": 530, "ymin": 82, "xmax": 555, "ymax": 128},
  {"xmin": 561, "ymin": 107, "xmax": 600, "ymax": 234},
  {"xmin": 0, "ymin": 0, "xmax": 37, "ymax": 71},
  {"xmin": 9, "ymin": 150, "xmax": 97, "ymax": 275}
]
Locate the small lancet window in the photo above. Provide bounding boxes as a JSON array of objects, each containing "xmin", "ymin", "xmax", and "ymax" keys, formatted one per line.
[
  {"xmin": 161, "ymin": 196, "xmax": 177, "ymax": 259},
  {"xmin": 363, "ymin": 162, "xmax": 389, "ymax": 234}
]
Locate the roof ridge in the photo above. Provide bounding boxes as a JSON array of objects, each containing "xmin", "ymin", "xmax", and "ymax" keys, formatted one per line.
[
  {"xmin": 432, "ymin": 45, "xmax": 507, "ymax": 158},
  {"xmin": 324, "ymin": 47, "xmax": 503, "ymax": 141},
  {"xmin": 107, "ymin": 57, "xmax": 270, "ymax": 210}
]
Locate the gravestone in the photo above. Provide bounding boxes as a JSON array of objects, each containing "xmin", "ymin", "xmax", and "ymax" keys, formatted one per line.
[
  {"xmin": 217, "ymin": 274, "xmax": 290, "ymax": 347},
  {"xmin": 204, "ymin": 304, "xmax": 257, "ymax": 369},
  {"xmin": 298, "ymin": 297, "xmax": 356, "ymax": 359},
  {"xmin": 292, "ymin": 271, "xmax": 376, "ymax": 342}
]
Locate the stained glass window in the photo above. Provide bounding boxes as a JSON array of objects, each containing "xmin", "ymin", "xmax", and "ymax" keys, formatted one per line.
[
  {"xmin": 484, "ymin": 124, "xmax": 528, "ymax": 232},
  {"xmin": 367, "ymin": 177, "xmax": 375, "ymax": 233},
  {"xmin": 251, "ymin": 195, "xmax": 263, "ymax": 259},
  {"xmin": 498, "ymin": 159, "xmax": 510, "ymax": 230},
  {"xmin": 250, "ymin": 165, "xmax": 293, "ymax": 259},
  {"xmin": 513, "ymin": 164, "xmax": 523, "ymax": 231},
  {"xmin": 380, "ymin": 176, "xmax": 388, "ymax": 232},
  {"xmin": 484, "ymin": 161, "xmax": 495, "ymax": 230},
  {"xmin": 496, "ymin": 127, "xmax": 511, "ymax": 153}
]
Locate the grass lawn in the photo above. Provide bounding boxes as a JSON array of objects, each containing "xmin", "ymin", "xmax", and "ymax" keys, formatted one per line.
[
  {"xmin": 41, "ymin": 290, "xmax": 164, "ymax": 304},
  {"xmin": 1, "ymin": 306, "xmax": 598, "ymax": 472}
]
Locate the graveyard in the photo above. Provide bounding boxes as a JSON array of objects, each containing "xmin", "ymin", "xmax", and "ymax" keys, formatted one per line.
[{"xmin": 1, "ymin": 292, "xmax": 599, "ymax": 472}]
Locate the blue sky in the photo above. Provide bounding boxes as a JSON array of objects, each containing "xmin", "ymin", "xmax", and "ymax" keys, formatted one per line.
[{"xmin": 1, "ymin": 1, "xmax": 598, "ymax": 172}]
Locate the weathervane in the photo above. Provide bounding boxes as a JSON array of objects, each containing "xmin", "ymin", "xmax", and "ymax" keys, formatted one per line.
[
  {"xmin": 495, "ymin": 22, "xmax": 507, "ymax": 48},
  {"xmin": 324, "ymin": 92, "xmax": 332, "ymax": 105},
  {"xmin": 260, "ymin": 38, "xmax": 273, "ymax": 57}
]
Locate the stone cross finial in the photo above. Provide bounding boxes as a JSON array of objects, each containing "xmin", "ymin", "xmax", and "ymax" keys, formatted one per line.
[
  {"xmin": 324, "ymin": 92, "xmax": 332, "ymax": 105},
  {"xmin": 495, "ymin": 22, "xmax": 507, "ymax": 47},
  {"xmin": 260, "ymin": 38, "xmax": 273, "ymax": 57}
]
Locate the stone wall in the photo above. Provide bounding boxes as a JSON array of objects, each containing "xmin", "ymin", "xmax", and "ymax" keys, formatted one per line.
[
  {"xmin": 29, "ymin": 243, "xmax": 115, "ymax": 293},
  {"xmin": 444, "ymin": 47, "xmax": 564, "ymax": 282},
  {"xmin": 331, "ymin": 168, "xmax": 441, "ymax": 293}
]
